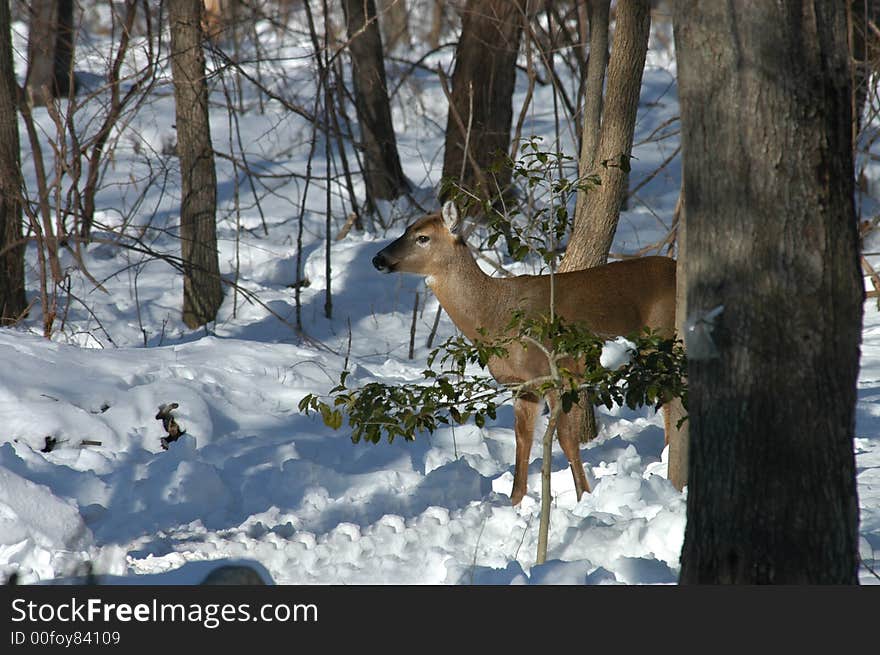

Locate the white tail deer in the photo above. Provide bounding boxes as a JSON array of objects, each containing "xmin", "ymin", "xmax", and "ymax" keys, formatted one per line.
[{"xmin": 372, "ymin": 202, "xmax": 677, "ymax": 505}]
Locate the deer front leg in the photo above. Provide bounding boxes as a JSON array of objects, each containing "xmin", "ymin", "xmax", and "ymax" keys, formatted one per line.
[{"xmin": 511, "ymin": 394, "xmax": 541, "ymax": 505}]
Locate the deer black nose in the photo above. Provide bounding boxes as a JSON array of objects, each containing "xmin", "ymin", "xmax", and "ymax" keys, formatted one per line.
[{"xmin": 372, "ymin": 254, "xmax": 387, "ymax": 271}]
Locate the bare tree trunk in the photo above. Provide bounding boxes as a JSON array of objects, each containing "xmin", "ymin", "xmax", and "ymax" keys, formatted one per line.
[
  {"xmin": 377, "ymin": 0, "xmax": 411, "ymax": 51},
  {"xmin": 675, "ymin": 0, "xmax": 861, "ymax": 584},
  {"xmin": 25, "ymin": 0, "xmax": 75, "ymax": 107},
  {"xmin": 666, "ymin": 190, "xmax": 687, "ymax": 491},
  {"xmin": 0, "ymin": 0, "xmax": 26, "ymax": 324},
  {"xmin": 849, "ymin": 0, "xmax": 880, "ymax": 139},
  {"xmin": 343, "ymin": 0, "xmax": 409, "ymax": 210},
  {"xmin": 427, "ymin": 0, "xmax": 446, "ymax": 49},
  {"xmin": 440, "ymin": 0, "xmax": 524, "ymax": 207},
  {"xmin": 560, "ymin": 0, "xmax": 646, "ymax": 446},
  {"xmin": 169, "ymin": 0, "xmax": 223, "ymax": 329},
  {"xmin": 560, "ymin": 0, "xmax": 650, "ymax": 272},
  {"xmin": 579, "ymin": 0, "xmax": 610, "ymax": 174}
]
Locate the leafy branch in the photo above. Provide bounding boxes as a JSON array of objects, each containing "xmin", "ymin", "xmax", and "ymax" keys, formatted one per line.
[
  {"xmin": 299, "ymin": 313, "xmax": 687, "ymax": 445},
  {"xmin": 442, "ymin": 137, "xmax": 602, "ymax": 266}
]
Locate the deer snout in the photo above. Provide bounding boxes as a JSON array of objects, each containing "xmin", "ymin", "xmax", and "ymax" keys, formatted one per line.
[{"xmin": 372, "ymin": 252, "xmax": 392, "ymax": 273}]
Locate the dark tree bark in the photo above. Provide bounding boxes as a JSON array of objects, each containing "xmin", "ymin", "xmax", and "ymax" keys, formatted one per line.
[
  {"xmin": 675, "ymin": 0, "xmax": 862, "ymax": 584},
  {"xmin": 343, "ymin": 0, "xmax": 409, "ymax": 210},
  {"xmin": 169, "ymin": 0, "xmax": 223, "ymax": 329},
  {"xmin": 25, "ymin": 0, "xmax": 75, "ymax": 106},
  {"xmin": 560, "ymin": 0, "xmax": 650, "ymax": 271},
  {"xmin": 0, "ymin": 0, "xmax": 26, "ymax": 324},
  {"xmin": 440, "ymin": 0, "xmax": 524, "ymax": 207}
]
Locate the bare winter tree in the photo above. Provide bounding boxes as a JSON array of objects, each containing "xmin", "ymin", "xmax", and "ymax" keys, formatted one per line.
[
  {"xmin": 675, "ymin": 0, "xmax": 862, "ymax": 583},
  {"xmin": 25, "ymin": 0, "xmax": 75, "ymax": 106},
  {"xmin": 169, "ymin": 0, "xmax": 224, "ymax": 328},
  {"xmin": 559, "ymin": 0, "xmax": 650, "ymax": 272},
  {"xmin": 441, "ymin": 0, "xmax": 525, "ymax": 207},
  {"xmin": 553, "ymin": 1, "xmax": 656, "ymax": 453},
  {"xmin": 0, "ymin": 0, "xmax": 26, "ymax": 324},
  {"xmin": 343, "ymin": 0, "xmax": 409, "ymax": 210}
]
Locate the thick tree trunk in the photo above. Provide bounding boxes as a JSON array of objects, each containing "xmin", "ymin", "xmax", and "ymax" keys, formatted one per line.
[
  {"xmin": 560, "ymin": 0, "xmax": 649, "ymax": 272},
  {"xmin": 169, "ymin": 0, "xmax": 223, "ymax": 329},
  {"xmin": 675, "ymin": 0, "xmax": 862, "ymax": 584},
  {"xmin": 440, "ymin": 0, "xmax": 524, "ymax": 207},
  {"xmin": 25, "ymin": 0, "xmax": 75, "ymax": 106},
  {"xmin": 343, "ymin": 0, "xmax": 409, "ymax": 209},
  {"xmin": 0, "ymin": 0, "xmax": 26, "ymax": 324}
]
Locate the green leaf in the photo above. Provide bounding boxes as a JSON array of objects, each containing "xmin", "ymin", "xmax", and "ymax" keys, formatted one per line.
[{"xmin": 319, "ymin": 403, "xmax": 332, "ymax": 426}]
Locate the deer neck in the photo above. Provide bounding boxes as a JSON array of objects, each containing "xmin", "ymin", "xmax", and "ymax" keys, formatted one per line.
[{"xmin": 425, "ymin": 244, "xmax": 503, "ymax": 342}]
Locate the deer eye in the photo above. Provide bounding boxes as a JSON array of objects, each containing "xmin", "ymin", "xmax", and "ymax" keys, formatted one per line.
[{"xmin": 416, "ymin": 235, "xmax": 430, "ymax": 245}]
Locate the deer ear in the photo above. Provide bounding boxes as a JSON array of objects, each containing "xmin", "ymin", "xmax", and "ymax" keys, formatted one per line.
[{"xmin": 441, "ymin": 201, "xmax": 461, "ymax": 234}]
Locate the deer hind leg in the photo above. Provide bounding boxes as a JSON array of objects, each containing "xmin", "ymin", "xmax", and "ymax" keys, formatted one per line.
[
  {"xmin": 550, "ymin": 396, "xmax": 591, "ymax": 501},
  {"xmin": 511, "ymin": 394, "xmax": 541, "ymax": 506}
]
